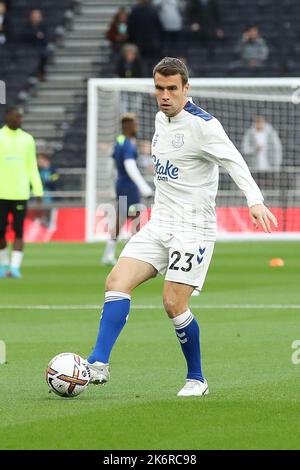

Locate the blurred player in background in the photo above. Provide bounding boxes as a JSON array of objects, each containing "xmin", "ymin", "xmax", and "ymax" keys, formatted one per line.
[
  {"xmin": 36, "ymin": 152, "xmax": 59, "ymax": 230},
  {"xmin": 87, "ymin": 58, "xmax": 277, "ymax": 397},
  {"xmin": 0, "ymin": 106, "xmax": 43, "ymax": 278},
  {"xmin": 37, "ymin": 153, "xmax": 59, "ymax": 203},
  {"xmin": 102, "ymin": 113, "xmax": 153, "ymax": 265}
]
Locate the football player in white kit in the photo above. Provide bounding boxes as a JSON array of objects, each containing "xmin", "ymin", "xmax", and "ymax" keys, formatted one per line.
[{"xmin": 86, "ymin": 57, "xmax": 278, "ymax": 396}]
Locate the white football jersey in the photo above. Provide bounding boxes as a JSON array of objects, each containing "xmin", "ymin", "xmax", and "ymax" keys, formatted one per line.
[{"xmin": 150, "ymin": 99, "xmax": 264, "ymax": 240}]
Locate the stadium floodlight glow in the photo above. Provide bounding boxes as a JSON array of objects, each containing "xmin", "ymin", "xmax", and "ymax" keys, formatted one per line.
[{"xmin": 86, "ymin": 78, "xmax": 300, "ymax": 242}]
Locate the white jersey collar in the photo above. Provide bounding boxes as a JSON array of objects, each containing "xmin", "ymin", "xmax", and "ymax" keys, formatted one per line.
[{"xmin": 162, "ymin": 97, "xmax": 194, "ymax": 122}]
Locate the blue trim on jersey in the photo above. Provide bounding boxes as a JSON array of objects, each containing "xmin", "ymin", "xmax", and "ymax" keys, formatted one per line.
[{"xmin": 184, "ymin": 101, "xmax": 213, "ymax": 121}]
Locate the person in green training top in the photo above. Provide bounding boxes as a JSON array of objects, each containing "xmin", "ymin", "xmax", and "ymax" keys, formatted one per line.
[{"xmin": 0, "ymin": 106, "xmax": 43, "ymax": 278}]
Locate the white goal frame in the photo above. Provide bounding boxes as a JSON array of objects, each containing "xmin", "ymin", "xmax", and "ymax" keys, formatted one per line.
[{"xmin": 86, "ymin": 77, "xmax": 300, "ymax": 242}]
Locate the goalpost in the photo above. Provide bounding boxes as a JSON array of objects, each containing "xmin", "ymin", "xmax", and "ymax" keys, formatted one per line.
[{"xmin": 86, "ymin": 77, "xmax": 300, "ymax": 242}]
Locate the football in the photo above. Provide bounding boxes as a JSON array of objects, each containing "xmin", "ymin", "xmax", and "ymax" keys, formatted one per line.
[{"xmin": 46, "ymin": 353, "xmax": 90, "ymax": 398}]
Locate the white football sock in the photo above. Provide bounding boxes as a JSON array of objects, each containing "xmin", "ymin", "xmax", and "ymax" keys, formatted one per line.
[
  {"xmin": 171, "ymin": 309, "xmax": 194, "ymax": 329},
  {"xmin": 0, "ymin": 248, "xmax": 9, "ymax": 267},
  {"xmin": 11, "ymin": 250, "xmax": 23, "ymax": 269}
]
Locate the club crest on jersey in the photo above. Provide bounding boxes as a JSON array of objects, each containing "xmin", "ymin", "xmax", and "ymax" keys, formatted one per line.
[{"xmin": 172, "ymin": 133, "xmax": 184, "ymax": 148}]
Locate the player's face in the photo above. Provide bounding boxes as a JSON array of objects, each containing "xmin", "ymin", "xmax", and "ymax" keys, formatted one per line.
[
  {"xmin": 154, "ymin": 73, "xmax": 189, "ymax": 117},
  {"xmin": 132, "ymin": 120, "xmax": 138, "ymax": 136},
  {"xmin": 123, "ymin": 120, "xmax": 138, "ymax": 137},
  {"xmin": 6, "ymin": 110, "xmax": 23, "ymax": 130},
  {"xmin": 255, "ymin": 117, "xmax": 265, "ymax": 131},
  {"xmin": 129, "ymin": 120, "xmax": 138, "ymax": 137}
]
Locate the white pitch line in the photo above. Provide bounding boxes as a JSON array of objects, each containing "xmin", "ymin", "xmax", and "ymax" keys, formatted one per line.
[{"xmin": 0, "ymin": 304, "xmax": 300, "ymax": 310}]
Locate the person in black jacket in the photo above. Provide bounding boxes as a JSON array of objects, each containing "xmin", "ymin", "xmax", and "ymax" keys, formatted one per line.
[
  {"xmin": 186, "ymin": 0, "xmax": 224, "ymax": 55},
  {"xmin": 26, "ymin": 9, "xmax": 49, "ymax": 81},
  {"xmin": 127, "ymin": 0, "xmax": 162, "ymax": 62}
]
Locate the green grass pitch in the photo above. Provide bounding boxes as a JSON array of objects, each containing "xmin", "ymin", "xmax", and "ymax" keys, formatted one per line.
[{"xmin": 0, "ymin": 241, "xmax": 299, "ymax": 450}]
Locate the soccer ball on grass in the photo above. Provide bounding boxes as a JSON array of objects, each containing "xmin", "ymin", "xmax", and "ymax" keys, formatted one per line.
[{"xmin": 46, "ymin": 353, "xmax": 90, "ymax": 398}]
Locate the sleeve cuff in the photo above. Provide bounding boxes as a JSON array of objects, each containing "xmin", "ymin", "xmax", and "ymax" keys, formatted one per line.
[{"xmin": 248, "ymin": 199, "xmax": 264, "ymax": 208}]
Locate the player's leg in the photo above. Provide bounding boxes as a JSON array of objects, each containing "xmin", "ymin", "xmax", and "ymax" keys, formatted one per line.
[
  {"xmin": 0, "ymin": 200, "xmax": 10, "ymax": 278},
  {"xmin": 88, "ymin": 222, "xmax": 165, "ymax": 385},
  {"xmin": 101, "ymin": 207, "xmax": 123, "ymax": 266},
  {"xmin": 102, "ymin": 184, "xmax": 140, "ymax": 265},
  {"xmin": 87, "ymin": 256, "xmax": 157, "ymax": 384},
  {"xmin": 163, "ymin": 239, "xmax": 215, "ymax": 396},
  {"xmin": 163, "ymin": 280, "xmax": 208, "ymax": 397},
  {"xmin": 10, "ymin": 200, "xmax": 27, "ymax": 278},
  {"xmin": 102, "ymin": 206, "xmax": 130, "ymax": 265}
]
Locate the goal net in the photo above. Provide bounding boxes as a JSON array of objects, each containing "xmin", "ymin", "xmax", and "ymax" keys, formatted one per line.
[{"xmin": 86, "ymin": 78, "xmax": 300, "ymax": 241}]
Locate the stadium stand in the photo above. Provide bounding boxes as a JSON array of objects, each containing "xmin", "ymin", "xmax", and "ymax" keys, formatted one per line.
[
  {"xmin": 55, "ymin": 0, "xmax": 300, "ymax": 170},
  {"xmin": 0, "ymin": 0, "xmax": 76, "ymax": 122},
  {"xmin": 52, "ymin": 0, "xmax": 136, "ymax": 169},
  {"xmin": 1, "ymin": 0, "xmax": 300, "ymax": 172}
]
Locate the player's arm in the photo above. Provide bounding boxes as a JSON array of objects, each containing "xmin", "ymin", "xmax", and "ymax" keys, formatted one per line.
[
  {"xmin": 123, "ymin": 141, "xmax": 153, "ymax": 197},
  {"xmin": 27, "ymin": 136, "xmax": 44, "ymax": 198},
  {"xmin": 123, "ymin": 159, "xmax": 153, "ymax": 197},
  {"xmin": 200, "ymin": 119, "xmax": 278, "ymax": 232}
]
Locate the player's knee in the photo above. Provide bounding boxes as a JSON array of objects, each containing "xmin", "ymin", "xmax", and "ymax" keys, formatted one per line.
[
  {"xmin": 163, "ymin": 295, "xmax": 182, "ymax": 318},
  {"xmin": 105, "ymin": 271, "xmax": 130, "ymax": 294},
  {"xmin": 105, "ymin": 272, "xmax": 117, "ymax": 292}
]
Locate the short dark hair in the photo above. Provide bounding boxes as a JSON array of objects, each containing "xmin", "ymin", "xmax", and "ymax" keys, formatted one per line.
[
  {"xmin": 5, "ymin": 105, "xmax": 23, "ymax": 115},
  {"xmin": 38, "ymin": 152, "xmax": 50, "ymax": 159},
  {"xmin": 121, "ymin": 112, "xmax": 136, "ymax": 126},
  {"xmin": 153, "ymin": 57, "xmax": 189, "ymax": 86},
  {"xmin": 247, "ymin": 24, "xmax": 259, "ymax": 31}
]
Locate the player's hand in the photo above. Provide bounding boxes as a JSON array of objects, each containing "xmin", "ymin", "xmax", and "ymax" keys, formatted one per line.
[{"xmin": 249, "ymin": 204, "xmax": 278, "ymax": 233}]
